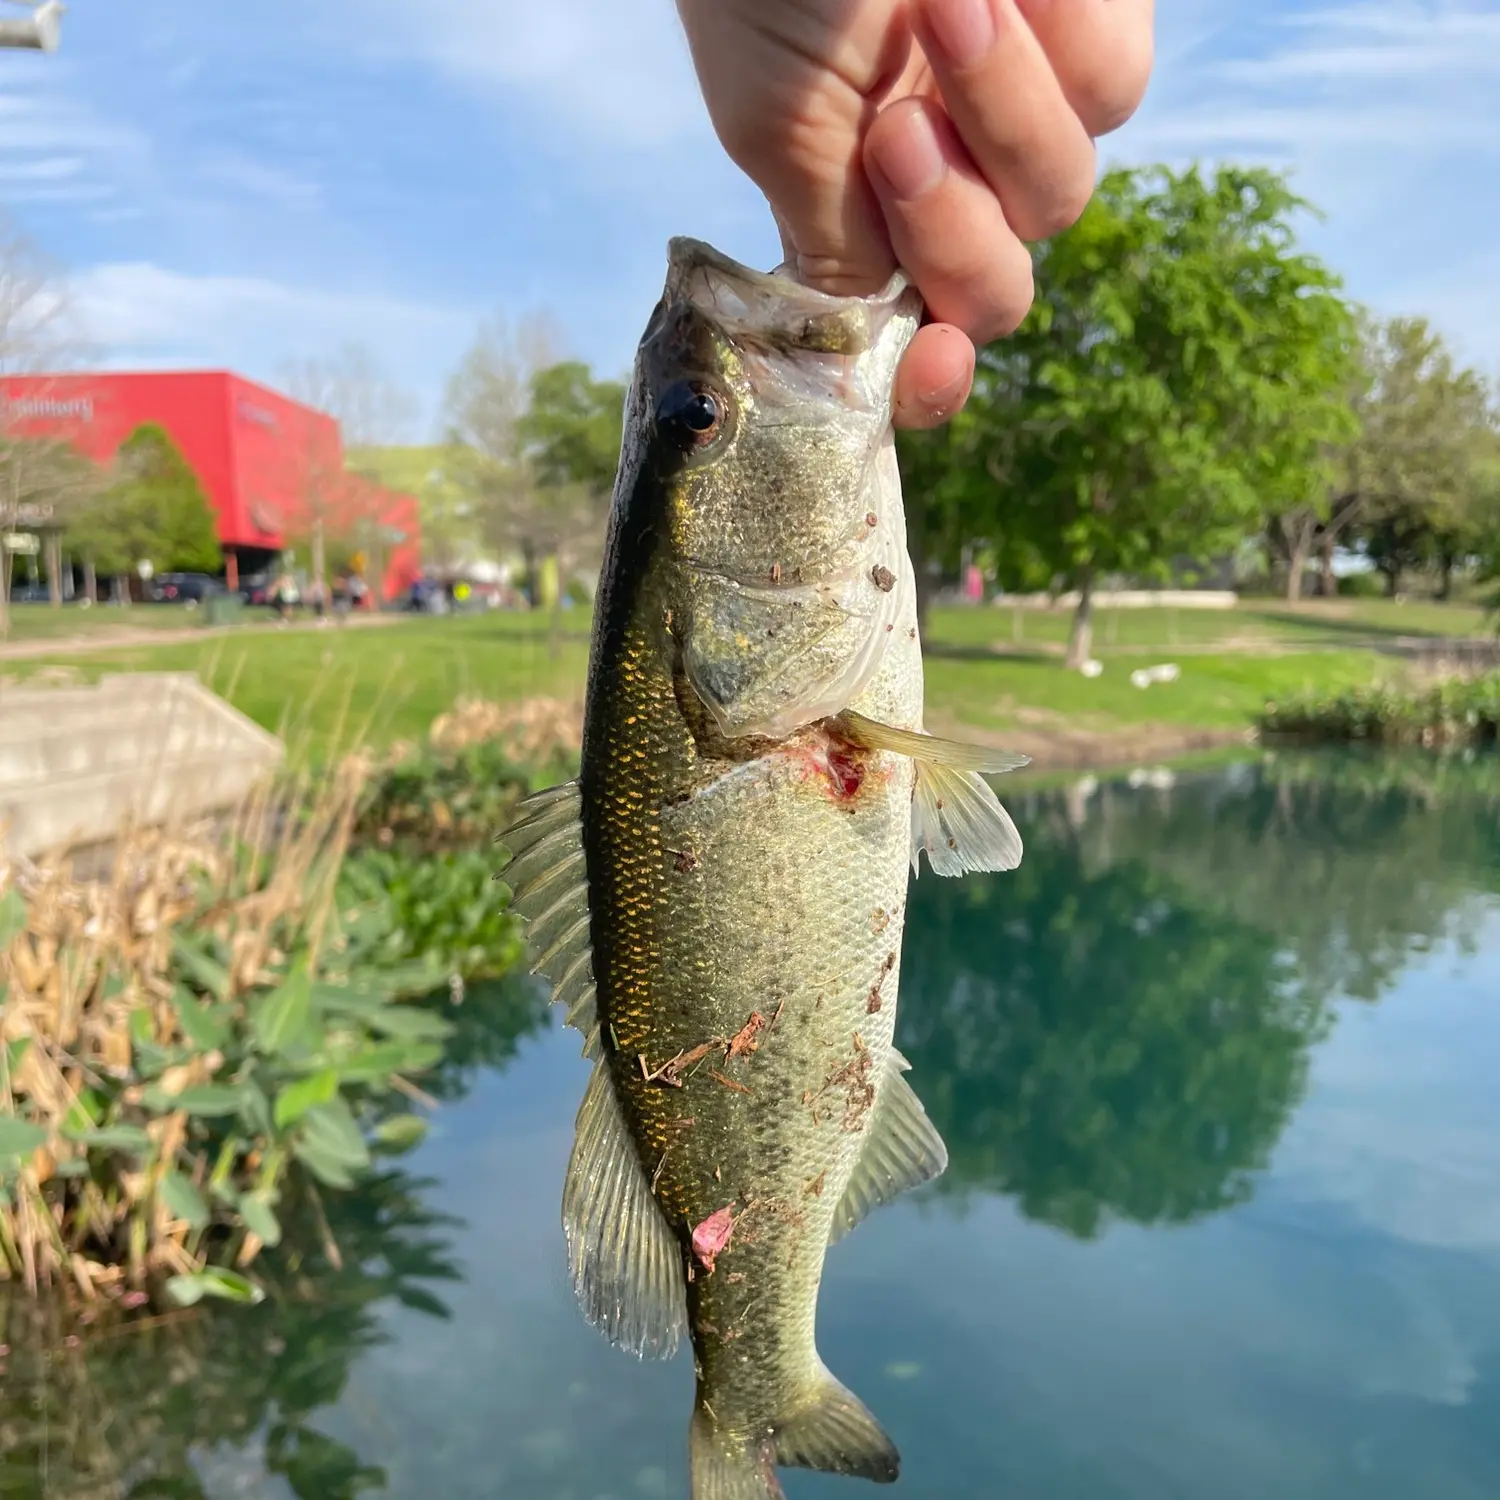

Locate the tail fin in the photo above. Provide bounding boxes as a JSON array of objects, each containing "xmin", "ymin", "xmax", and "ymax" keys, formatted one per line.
[
  {"xmin": 689, "ymin": 1409, "xmax": 783, "ymax": 1500},
  {"xmin": 688, "ymin": 1369, "xmax": 899, "ymax": 1499},
  {"xmin": 774, "ymin": 1367, "xmax": 900, "ymax": 1483}
]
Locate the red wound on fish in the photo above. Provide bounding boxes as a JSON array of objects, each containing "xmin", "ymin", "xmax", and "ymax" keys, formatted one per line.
[
  {"xmin": 692, "ymin": 1206, "xmax": 737, "ymax": 1273},
  {"xmin": 825, "ymin": 744, "xmax": 864, "ymax": 800}
]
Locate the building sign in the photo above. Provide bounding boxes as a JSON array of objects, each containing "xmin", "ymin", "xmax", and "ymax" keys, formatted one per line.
[
  {"xmin": 2, "ymin": 393, "xmax": 94, "ymax": 423},
  {"xmin": 249, "ymin": 500, "xmax": 283, "ymax": 535},
  {"xmin": 236, "ymin": 397, "xmax": 277, "ymax": 430}
]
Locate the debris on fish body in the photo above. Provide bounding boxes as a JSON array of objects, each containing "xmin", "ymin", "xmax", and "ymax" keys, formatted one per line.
[{"xmin": 500, "ymin": 237, "xmax": 1029, "ymax": 1499}]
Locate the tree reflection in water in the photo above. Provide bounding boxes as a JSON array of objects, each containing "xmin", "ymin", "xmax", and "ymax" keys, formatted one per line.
[{"xmin": 896, "ymin": 751, "xmax": 1500, "ymax": 1240}]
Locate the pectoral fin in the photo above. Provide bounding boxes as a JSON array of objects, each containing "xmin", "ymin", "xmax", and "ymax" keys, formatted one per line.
[
  {"xmin": 911, "ymin": 762, "xmax": 1023, "ymax": 877},
  {"xmin": 834, "ymin": 712, "xmax": 1027, "ymax": 877},
  {"xmin": 836, "ymin": 710, "xmax": 1030, "ymax": 773},
  {"xmin": 830, "ymin": 1049, "xmax": 948, "ymax": 1244}
]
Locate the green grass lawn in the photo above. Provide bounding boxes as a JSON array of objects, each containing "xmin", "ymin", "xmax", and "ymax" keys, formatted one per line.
[
  {"xmin": 0, "ymin": 601, "xmax": 237, "ymax": 642},
  {"xmin": 4, "ymin": 597, "xmax": 1463, "ymax": 762},
  {"xmin": 3, "ymin": 611, "xmax": 594, "ymax": 759},
  {"xmin": 935, "ymin": 596, "xmax": 1493, "ymax": 656}
]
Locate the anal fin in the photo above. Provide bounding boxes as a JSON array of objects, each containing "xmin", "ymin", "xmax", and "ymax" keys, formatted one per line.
[
  {"xmin": 774, "ymin": 1367, "xmax": 900, "ymax": 1482},
  {"xmin": 830, "ymin": 1048, "xmax": 948, "ymax": 1244},
  {"xmin": 562, "ymin": 1058, "xmax": 687, "ymax": 1359}
]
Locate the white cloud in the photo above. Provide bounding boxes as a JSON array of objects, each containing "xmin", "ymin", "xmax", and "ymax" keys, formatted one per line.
[
  {"xmin": 1109, "ymin": 0, "xmax": 1500, "ymax": 373},
  {"xmin": 325, "ymin": 0, "xmax": 709, "ymax": 150},
  {"xmin": 69, "ymin": 262, "xmax": 474, "ymax": 424}
]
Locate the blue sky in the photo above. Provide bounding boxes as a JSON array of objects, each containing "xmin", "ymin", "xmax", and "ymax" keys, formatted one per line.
[{"xmin": 1, "ymin": 0, "xmax": 1496, "ymax": 438}]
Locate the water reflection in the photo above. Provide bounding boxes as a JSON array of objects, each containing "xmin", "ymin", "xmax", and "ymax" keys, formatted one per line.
[
  {"xmin": 898, "ymin": 839, "xmax": 1326, "ymax": 1237},
  {"xmin": 897, "ymin": 752, "xmax": 1499, "ymax": 1241},
  {"xmin": 0, "ymin": 976, "xmax": 550, "ymax": 1500},
  {"xmin": 2, "ymin": 755, "xmax": 1497, "ymax": 1498}
]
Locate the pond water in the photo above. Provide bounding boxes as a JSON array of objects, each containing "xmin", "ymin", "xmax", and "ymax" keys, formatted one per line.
[{"xmin": 5, "ymin": 750, "xmax": 1500, "ymax": 1500}]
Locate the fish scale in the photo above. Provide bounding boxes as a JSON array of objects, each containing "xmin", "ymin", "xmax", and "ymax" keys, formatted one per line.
[{"xmin": 500, "ymin": 237, "xmax": 1029, "ymax": 1500}]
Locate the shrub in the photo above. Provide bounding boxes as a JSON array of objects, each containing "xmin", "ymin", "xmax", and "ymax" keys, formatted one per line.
[{"xmin": 1259, "ymin": 673, "xmax": 1500, "ymax": 747}]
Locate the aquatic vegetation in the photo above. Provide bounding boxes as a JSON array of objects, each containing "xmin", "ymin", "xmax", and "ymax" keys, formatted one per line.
[
  {"xmin": 0, "ymin": 1164, "xmax": 463, "ymax": 1500},
  {"xmin": 1259, "ymin": 671, "xmax": 1500, "ymax": 747},
  {"xmin": 354, "ymin": 696, "xmax": 580, "ymax": 853},
  {"xmin": 0, "ymin": 763, "xmax": 488, "ymax": 1305}
]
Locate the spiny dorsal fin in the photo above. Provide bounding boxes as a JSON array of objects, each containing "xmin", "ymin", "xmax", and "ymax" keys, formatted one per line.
[
  {"xmin": 910, "ymin": 762, "xmax": 1024, "ymax": 878},
  {"xmin": 829, "ymin": 1048, "xmax": 948, "ymax": 1244},
  {"xmin": 498, "ymin": 781, "xmax": 599, "ymax": 1055},
  {"xmin": 773, "ymin": 1365, "xmax": 900, "ymax": 1481},
  {"xmin": 562, "ymin": 1058, "xmax": 687, "ymax": 1359}
]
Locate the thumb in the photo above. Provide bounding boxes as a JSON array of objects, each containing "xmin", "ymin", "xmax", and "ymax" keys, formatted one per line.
[{"xmin": 765, "ymin": 176, "xmax": 898, "ymax": 298}]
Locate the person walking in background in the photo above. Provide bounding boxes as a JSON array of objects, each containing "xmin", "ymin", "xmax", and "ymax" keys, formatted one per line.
[
  {"xmin": 308, "ymin": 576, "xmax": 328, "ymax": 626},
  {"xmin": 271, "ymin": 567, "xmax": 298, "ymax": 626}
]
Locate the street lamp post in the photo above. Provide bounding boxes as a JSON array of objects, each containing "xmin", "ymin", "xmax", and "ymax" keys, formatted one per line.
[{"xmin": 0, "ymin": 0, "xmax": 61, "ymax": 51}]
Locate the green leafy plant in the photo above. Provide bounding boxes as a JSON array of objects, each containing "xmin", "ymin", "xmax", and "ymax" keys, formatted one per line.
[
  {"xmin": 0, "ymin": 766, "xmax": 458, "ymax": 1306},
  {"xmin": 1260, "ymin": 672, "xmax": 1500, "ymax": 747}
]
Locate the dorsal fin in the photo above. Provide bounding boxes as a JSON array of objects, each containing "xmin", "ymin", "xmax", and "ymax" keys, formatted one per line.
[{"xmin": 498, "ymin": 781, "xmax": 598, "ymax": 1057}]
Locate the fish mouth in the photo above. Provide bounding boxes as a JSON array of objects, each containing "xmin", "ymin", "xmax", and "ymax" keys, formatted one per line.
[{"xmin": 665, "ymin": 237, "xmax": 922, "ymax": 361}]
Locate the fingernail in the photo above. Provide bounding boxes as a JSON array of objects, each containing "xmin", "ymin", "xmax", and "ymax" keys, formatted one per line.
[
  {"xmin": 870, "ymin": 107, "xmax": 945, "ymax": 201},
  {"xmin": 925, "ymin": 0, "xmax": 996, "ymax": 69}
]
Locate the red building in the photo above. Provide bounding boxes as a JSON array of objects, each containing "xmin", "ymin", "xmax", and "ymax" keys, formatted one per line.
[{"xmin": 0, "ymin": 370, "xmax": 421, "ymax": 600}]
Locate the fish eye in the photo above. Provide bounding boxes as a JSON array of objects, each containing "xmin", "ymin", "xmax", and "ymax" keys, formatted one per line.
[{"xmin": 657, "ymin": 380, "xmax": 726, "ymax": 452}]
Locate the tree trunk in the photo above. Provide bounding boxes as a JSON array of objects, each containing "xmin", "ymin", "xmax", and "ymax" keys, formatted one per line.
[
  {"xmin": 0, "ymin": 540, "xmax": 10, "ymax": 641},
  {"xmin": 1065, "ymin": 569, "xmax": 1096, "ymax": 670},
  {"xmin": 311, "ymin": 515, "xmax": 327, "ymax": 594},
  {"xmin": 45, "ymin": 530, "xmax": 63, "ymax": 608},
  {"xmin": 1318, "ymin": 534, "xmax": 1336, "ymax": 597},
  {"xmin": 1285, "ymin": 541, "xmax": 1310, "ymax": 603},
  {"xmin": 548, "ymin": 549, "xmax": 564, "ymax": 659},
  {"xmin": 1437, "ymin": 551, "xmax": 1454, "ymax": 602},
  {"xmin": 83, "ymin": 557, "xmax": 97, "ymax": 604},
  {"xmin": 1381, "ymin": 564, "xmax": 1400, "ymax": 598},
  {"xmin": 521, "ymin": 538, "xmax": 539, "ymax": 610}
]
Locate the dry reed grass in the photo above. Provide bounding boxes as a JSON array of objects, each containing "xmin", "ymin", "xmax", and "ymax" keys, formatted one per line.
[{"xmin": 0, "ymin": 751, "xmax": 398, "ymax": 1302}]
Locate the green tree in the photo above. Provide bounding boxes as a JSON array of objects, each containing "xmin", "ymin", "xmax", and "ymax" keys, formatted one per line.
[
  {"xmin": 519, "ymin": 359, "xmax": 626, "ymax": 498},
  {"xmin": 1343, "ymin": 318, "xmax": 1493, "ymax": 598},
  {"xmin": 443, "ymin": 324, "xmax": 622, "ymax": 629},
  {"xmin": 915, "ymin": 165, "xmax": 1357, "ymax": 665},
  {"xmin": 68, "ymin": 423, "xmax": 220, "ymax": 580}
]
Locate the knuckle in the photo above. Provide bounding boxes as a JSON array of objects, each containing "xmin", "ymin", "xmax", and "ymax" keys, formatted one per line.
[
  {"xmin": 973, "ymin": 264, "xmax": 1035, "ymax": 344},
  {"xmin": 1065, "ymin": 41, "xmax": 1155, "ymax": 137},
  {"xmin": 1011, "ymin": 145, "xmax": 1096, "ymax": 239}
]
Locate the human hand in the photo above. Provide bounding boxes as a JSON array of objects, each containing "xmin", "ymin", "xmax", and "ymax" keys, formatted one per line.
[{"xmin": 675, "ymin": 0, "xmax": 1154, "ymax": 427}]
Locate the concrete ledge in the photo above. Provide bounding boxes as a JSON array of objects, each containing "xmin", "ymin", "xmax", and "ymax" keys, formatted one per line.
[
  {"xmin": 994, "ymin": 589, "xmax": 1241, "ymax": 611},
  {"xmin": 0, "ymin": 672, "xmax": 284, "ymax": 859}
]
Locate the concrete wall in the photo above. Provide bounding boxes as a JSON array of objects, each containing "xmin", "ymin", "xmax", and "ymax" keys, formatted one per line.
[
  {"xmin": 0, "ymin": 673, "xmax": 284, "ymax": 860},
  {"xmin": 995, "ymin": 589, "xmax": 1241, "ymax": 612}
]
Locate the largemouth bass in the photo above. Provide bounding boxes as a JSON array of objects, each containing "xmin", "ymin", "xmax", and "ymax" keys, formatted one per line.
[{"xmin": 500, "ymin": 238, "xmax": 1027, "ymax": 1499}]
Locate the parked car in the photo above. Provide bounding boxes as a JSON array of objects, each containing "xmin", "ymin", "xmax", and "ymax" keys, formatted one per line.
[
  {"xmin": 149, "ymin": 572, "xmax": 224, "ymax": 604},
  {"xmin": 236, "ymin": 572, "xmax": 274, "ymax": 606}
]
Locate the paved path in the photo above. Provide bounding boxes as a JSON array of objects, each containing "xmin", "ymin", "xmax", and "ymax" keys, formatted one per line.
[{"xmin": 0, "ymin": 609, "xmax": 404, "ymax": 662}]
